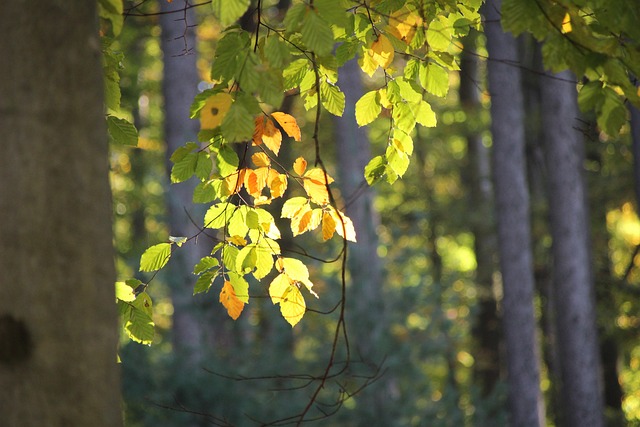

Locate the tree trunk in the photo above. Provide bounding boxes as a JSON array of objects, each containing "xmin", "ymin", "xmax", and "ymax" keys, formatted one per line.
[
  {"xmin": 159, "ymin": 0, "xmax": 209, "ymax": 361},
  {"xmin": 0, "ymin": 3, "xmax": 122, "ymax": 426},
  {"xmin": 540, "ymin": 69, "xmax": 605, "ymax": 427},
  {"xmin": 333, "ymin": 58, "xmax": 388, "ymax": 422},
  {"xmin": 459, "ymin": 31, "xmax": 502, "ymax": 399},
  {"xmin": 484, "ymin": 0, "xmax": 544, "ymax": 425}
]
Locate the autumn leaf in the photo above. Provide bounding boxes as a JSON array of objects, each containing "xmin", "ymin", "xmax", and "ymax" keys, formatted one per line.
[
  {"xmin": 388, "ymin": 8, "xmax": 423, "ymax": 44},
  {"xmin": 302, "ymin": 168, "xmax": 334, "ymax": 205},
  {"xmin": 271, "ymin": 112, "xmax": 301, "ymax": 141},
  {"xmin": 219, "ymin": 280, "xmax": 245, "ymax": 320},
  {"xmin": 322, "ymin": 211, "xmax": 336, "ymax": 240},
  {"xmin": 282, "ymin": 196, "xmax": 309, "ymax": 219},
  {"xmin": 223, "ymin": 169, "xmax": 246, "ymax": 195},
  {"xmin": 267, "ymin": 170, "xmax": 288, "ymax": 199},
  {"xmin": 200, "ymin": 93, "xmax": 233, "ymax": 130},
  {"xmin": 290, "ymin": 203, "xmax": 313, "ymax": 236},
  {"xmin": 361, "ymin": 35, "xmax": 394, "ymax": 77},
  {"xmin": 269, "ymin": 273, "xmax": 292, "ymax": 304},
  {"xmin": 293, "ymin": 156, "xmax": 307, "ymax": 176},
  {"xmin": 251, "ymin": 152, "xmax": 271, "ymax": 167},
  {"xmin": 561, "ymin": 12, "xmax": 572, "ymax": 34},
  {"xmin": 253, "ymin": 115, "xmax": 283, "ymax": 154},
  {"xmin": 280, "ymin": 285, "xmax": 306, "ymax": 327},
  {"xmin": 328, "ymin": 207, "xmax": 357, "ymax": 242}
]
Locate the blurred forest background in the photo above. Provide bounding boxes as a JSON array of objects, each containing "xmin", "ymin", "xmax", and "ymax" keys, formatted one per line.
[{"xmin": 110, "ymin": 1, "xmax": 640, "ymax": 426}]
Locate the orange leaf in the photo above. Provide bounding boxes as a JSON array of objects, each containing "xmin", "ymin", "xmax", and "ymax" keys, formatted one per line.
[
  {"xmin": 224, "ymin": 169, "xmax": 246, "ymax": 195},
  {"xmin": 290, "ymin": 204, "xmax": 312, "ymax": 236},
  {"xmin": 200, "ymin": 93, "xmax": 233, "ymax": 130},
  {"xmin": 271, "ymin": 112, "xmax": 301, "ymax": 141},
  {"xmin": 322, "ymin": 211, "xmax": 336, "ymax": 240},
  {"xmin": 293, "ymin": 157, "xmax": 307, "ymax": 176},
  {"xmin": 220, "ymin": 281, "xmax": 245, "ymax": 320},
  {"xmin": 253, "ymin": 116, "xmax": 265, "ymax": 146},
  {"xmin": 388, "ymin": 8, "xmax": 423, "ymax": 44},
  {"xmin": 262, "ymin": 118, "xmax": 283, "ymax": 154},
  {"xmin": 302, "ymin": 168, "xmax": 334, "ymax": 205},
  {"xmin": 251, "ymin": 152, "xmax": 271, "ymax": 167},
  {"xmin": 267, "ymin": 170, "xmax": 288, "ymax": 199}
]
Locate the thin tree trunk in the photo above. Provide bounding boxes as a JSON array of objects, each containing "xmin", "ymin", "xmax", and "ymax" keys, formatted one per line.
[
  {"xmin": 459, "ymin": 31, "xmax": 502, "ymax": 398},
  {"xmin": 0, "ymin": 3, "xmax": 122, "ymax": 426},
  {"xmin": 333, "ymin": 58, "xmax": 388, "ymax": 422},
  {"xmin": 484, "ymin": 1, "xmax": 545, "ymax": 425},
  {"xmin": 159, "ymin": 0, "xmax": 209, "ymax": 362},
  {"xmin": 540, "ymin": 69, "xmax": 605, "ymax": 427}
]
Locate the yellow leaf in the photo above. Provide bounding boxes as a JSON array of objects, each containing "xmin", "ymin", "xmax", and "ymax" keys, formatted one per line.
[
  {"xmin": 252, "ymin": 152, "xmax": 271, "ymax": 167},
  {"xmin": 267, "ymin": 170, "xmax": 288, "ymax": 199},
  {"xmin": 378, "ymin": 88, "xmax": 392, "ymax": 108},
  {"xmin": 200, "ymin": 93, "xmax": 233, "ymax": 130},
  {"xmin": 303, "ymin": 168, "xmax": 334, "ymax": 205},
  {"xmin": 561, "ymin": 13, "xmax": 572, "ymax": 34},
  {"xmin": 271, "ymin": 112, "xmax": 301, "ymax": 141},
  {"xmin": 322, "ymin": 211, "xmax": 336, "ymax": 240},
  {"xmin": 245, "ymin": 167, "xmax": 269, "ymax": 198},
  {"xmin": 361, "ymin": 35, "xmax": 394, "ymax": 78},
  {"xmin": 227, "ymin": 235, "xmax": 247, "ymax": 246},
  {"xmin": 388, "ymin": 8, "xmax": 423, "ymax": 44},
  {"xmin": 224, "ymin": 169, "xmax": 246, "ymax": 195},
  {"xmin": 253, "ymin": 115, "xmax": 283, "ymax": 155},
  {"xmin": 291, "ymin": 203, "xmax": 312, "ymax": 236},
  {"xmin": 269, "ymin": 273, "xmax": 292, "ymax": 304},
  {"xmin": 219, "ymin": 280, "xmax": 245, "ymax": 320},
  {"xmin": 293, "ymin": 156, "xmax": 307, "ymax": 176},
  {"xmin": 280, "ymin": 285, "xmax": 306, "ymax": 327},
  {"xmin": 329, "ymin": 208, "xmax": 357, "ymax": 242}
]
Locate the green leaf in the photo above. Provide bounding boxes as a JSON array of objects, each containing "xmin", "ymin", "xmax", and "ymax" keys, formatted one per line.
[
  {"xmin": 194, "ymin": 256, "xmax": 219, "ymax": 274},
  {"xmin": 228, "ymin": 272, "xmax": 250, "ymax": 303},
  {"xmin": 140, "ymin": 243, "xmax": 172, "ymax": 272},
  {"xmin": 264, "ymin": 35, "xmax": 291, "ymax": 69},
  {"xmin": 107, "ymin": 115, "xmax": 138, "ymax": 146},
  {"xmin": 426, "ymin": 16, "xmax": 452, "ymax": 51},
  {"xmin": 195, "ymin": 151, "xmax": 212, "ymax": 181},
  {"xmin": 419, "ymin": 62, "xmax": 449, "ymax": 97},
  {"xmin": 104, "ymin": 74, "xmax": 121, "ymax": 111},
  {"xmin": 577, "ymin": 81, "xmax": 604, "ymax": 112},
  {"xmin": 283, "ymin": 59, "xmax": 311, "ymax": 91},
  {"xmin": 598, "ymin": 88, "xmax": 627, "ymax": 136},
  {"xmin": 223, "ymin": 245, "xmax": 240, "ymax": 272},
  {"xmin": 253, "ymin": 243, "xmax": 275, "ymax": 280},
  {"xmin": 194, "ymin": 271, "xmax": 216, "ymax": 295},
  {"xmin": 258, "ymin": 69, "xmax": 285, "ymax": 109},
  {"xmin": 386, "ymin": 144, "xmax": 410, "ymax": 177},
  {"xmin": 336, "ymin": 39, "xmax": 359, "ymax": 66},
  {"xmin": 228, "ymin": 206, "xmax": 250, "ymax": 237},
  {"xmin": 124, "ymin": 307, "xmax": 154, "ymax": 345},
  {"xmin": 170, "ymin": 142, "xmax": 199, "ymax": 163},
  {"xmin": 364, "ymin": 155, "xmax": 386, "ymax": 185},
  {"xmin": 171, "ymin": 152, "xmax": 198, "ymax": 183},
  {"xmin": 211, "ymin": 31, "xmax": 251, "ymax": 82},
  {"xmin": 215, "ymin": 143, "xmax": 240, "ymax": 176},
  {"xmin": 301, "ymin": 9, "xmax": 335, "ymax": 56},
  {"xmin": 115, "ymin": 281, "xmax": 136, "ymax": 302},
  {"xmin": 211, "ymin": 0, "xmax": 251, "ymax": 27},
  {"xmin": 284, "ymin": 3, "xmax": 308, "ymax": 33},
  {"xmin": 315, "ymin": 0, "xmax": 349, "ymax": 29},
  {"xmin": 98, "ymin": 0, "xmax": 124, "ymax": 35},
  {"xmin": 320, "ymin": 82, "xmax": 345, "ymax": 116},
  {"xmin": 393, "ymin": 102, "xmax": 418, "ymax": 134},
  {"xmin": 221, "ymin": 98, "xmax": 256, "ymax": 142},
  {"xmin": 193, "ymin": 181, "xmax": 218, "ymax": 203},
  {"xmin": 415, "ymin": 100, "xmax": 437, "ymax": 127},
  {"xmin": 355, "ymin": 91, "xmax": 382, "ymax": 126},
  {"xmin": 396, "ymin": 78, "xmax": 423, "ymax": 103},
  {"xmin": 204, "ymin": 203, "xmax": 233, "ymax": 229},
  {"xmin": 236, "ymin": 245, "xmax": 257, "ymax": 275}
]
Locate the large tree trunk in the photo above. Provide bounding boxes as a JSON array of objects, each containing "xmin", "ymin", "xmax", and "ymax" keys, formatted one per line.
[
  {"xmin": 540, "ymin": 69, "xmax": 605, "ymax": 427},
  {"xmin": 484, "ymin": 0, "xmax": 544, "ymax": 425},
  {"xmin": 459, "ymin": 31, "xmax": 502, "ymax": 399},
  {"xmin": 333, "ymin": 58, "xmax": 388, "ymax": 423},
  {"xmin": 0, "ymin": 3, "xmax": 122, "ymax": 426}
]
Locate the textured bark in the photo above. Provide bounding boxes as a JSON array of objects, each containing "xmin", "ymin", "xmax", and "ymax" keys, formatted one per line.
[
  {"xmin": 159, "ymin": 0, "xmax": 209, "ymax": 360},
  {"xmin": 540, "ymin": 70, "xmax": 604, "ymax": 427},
  {"xmin": 0, "ymin": 2, "xmax": 122, "ymax": 426},
  {"xmin": 333, "ymin": 58, "xmax": 387, "ymax": 422},
  {"xmin": 459, "ymin": 32, "xmax": 502, "ymax": 398},
  {"xmin": 484, "ymin": 1, "xmax": 544, "ymax": 425}
]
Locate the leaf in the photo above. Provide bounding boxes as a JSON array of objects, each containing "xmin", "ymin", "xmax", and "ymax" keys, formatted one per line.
[
  {"xmin": 115, "ymin": 281, "xmax": 136, "ymax": 302},
  {"xmin": 355, "ymin": 91, "xmax": 382, "ymax": 126},
  {"xmin": 228, "ymin": 271, "xmax": 250, "ymax": 303},
  {"xmin": 280, "ymin": 285, "xmax": 306, "ymax": 327},
  {"xmin": 219, "ymin": 281, "xmax": 245, "ymax": 320},
  {"xmin": 276, "ymin": 257, "xmax": 309, "ymax": 282},
  {"xmin": 171, "ymin": 152, "xmax": 198, "ymax": 183},
  {"xmin": 236, "ymin": 245, "xmax": 257, "ymax": 274},
  {"xmin": 194, "ymin": 271, "xmax": 216, "ymax": 294},
  {"xmin": 364, "ymin": 155, "xmax": 387, "ymax": 185},
  {"xmin": 290, "ymin": 203, "xmax": 313, "ymax": 236},
  {"xmin": 269, "ymin": 273, "xmax": 292, "ymax": 304},
  {"xmin": 193, "ymin": 256, "xmax": 219, "ymax": 274},
  {"xmin": 169, "ymin": 236, "xmax": 188, "ymax": 247},
  {"xmin": 303, "ymin": 168, "xmax": 334, "ymax": 205},
  {"xmin": 200, "ymin": 93, "xmax": 233, "ymax": 130},
  {"xmin": 215, "ymin": 143, "xmax": 240, "ymax": 176},
  {"xmin": 293, "ymin": 157, "xmax": 308, "ymax": 176},
  {"xmin": 282, "ymin": 196, "xmax": 309, "ymax": 218},
  {"xmin": 204, "ymin": 203, "xmax": 232, "ymax": 229},
  {"xmin": 124, "ymin": 305, "xmax": 154, "ymax": 345},
  {"xmin": 195, "ymin": 151, "xmax": 212, "ymax": 181},
  {"xmin": 267, "ymin": 171, "xmax": 288, "ymax": 199},
  {"xmin": 253, "ymin": 115, "xmax": 283, "ymax": 154},
  {"xmin": 107, "ymin": 115, "xmax": 138, "ymax": 146},
  {"xmin": 264, "ymin": 35, "xmax": 291, "ymax": 69},
  {"xmin": 561, "ymin": 12, "xmax": 572, "ymax": 34},
  {"xmin": 328, "ymin": 208, "xmax": 357, "ymax": 242},
  {"xmin": 419, "ymin": 62, "xmax": 449, "ymax": 98},
  {"xmin": 221, "ymin": 100, "xmax": 254, "ymax": 142},
  {"xmin": 367, "ymin": 34, "xmax": 395, "ymax": 75},
  {"xmin": 388, "ymin": 7, "xmax": 423, "ymax": 44},
  {"xmin": 140, "ymin": 243, "xmax": 172, "ymax": 272},
  {"xmin": 322, "ymin": 211, "xmax": 337, "ymax": 240},
  {"xmin": 251, "ymin": 152, "xmax": 271, "ymax": 168},
  {"xmin": 211, "ymin": 0, "xmax": 251, "ymax": 27},
  {"xmin": 301, "ymin": 8, "xmax": 335, "ymax": 56},
  {"xmin": 283, "ymin": 59, "xmax": 310, "ymax": 91},
  {"xmin": 271, "ymin": 112, "xmax": 302, "ymax": 141},
  {"xmin": 253, "ymin": 243, "xmax": 275, "ymax": 280},
  {"xmin": 415, "ymin": 100, "xmax": 437, "ymax": 127},
  {"xmin": 320, "ymin": 82, "xmax": 345, "ymax": 117},
  {"xmin": 426, "ymin": 16, "xmax": 452, "ymax": 51}
]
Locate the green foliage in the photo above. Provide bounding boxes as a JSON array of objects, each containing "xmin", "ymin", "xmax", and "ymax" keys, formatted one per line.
[{"xmin": 106, "ymin": 115, "xmax": 139, "ymax": 146}]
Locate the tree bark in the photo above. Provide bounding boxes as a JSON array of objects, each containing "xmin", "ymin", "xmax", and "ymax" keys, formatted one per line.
[
  {"xmin": 540, "ymin": 69, "xmax": 605, "ymax": 427},
  {"xmin": 159, "ymin": 0, "xmax": 209, "ymax": 361},
  {"xmin": 484, "ymin": 1, "xmax": 545, "ymax": 425},
  {"xmin": 459, "ymin": 31, "xmax": 502, "ymax": 398},
  {"xmin": 0, "ymin": 2, "xmax": 122, "ymax": 426},
  {"xmin": 333, "ymin": 58, "xmax": 388, "ymax": 422}
]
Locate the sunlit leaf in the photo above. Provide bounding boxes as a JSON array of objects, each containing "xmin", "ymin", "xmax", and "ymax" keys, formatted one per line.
[
  {"xmin": 282, "ymin": 197, "xmax": 309, "ymax": 218},
  {"xmin": 193, "ymin": 256, "xmax": 219, "ymax": 275},
  {"xmin": 293, "ymin": 157, "xmax": 308, "ymax": 176},
  {"xmin": 193, "ymin": 271, "xmax": 215, "ymax": 295},
  {"xmin": 328, "ymin": 208, "xmax": 357, "ymax": 242},
  {"xmin": 290, "ymin": 203, "xmax": 313, "ymax": 236},
  {"xmin": 269, "ymin": 273, "xmax": 293, "ymax": 304},
  {"xmin": 219, "ymin": 280, "xmax": 245, "ymax": 320},
  {"xmin": 280, "ymin": 285, "xmax": 306, "ymax": 327},
  {"xmin": 204, "ymin": 203, "xmax": 232, "ymax": 229},
  {"xmin": 253, "ymin": 115, "xmax": 283, "ymax": 154},
  {"xmin": 303, "ymin": 168, "xmax": 334, "ymax": 205},
  {"xmin": 252, "ymin": 152, "xmax": 271, "ymax": 167},
  {"xmin": 271, "ymin": 112, "xmax": 302, "ymax": 141},
  {"xmin": 322, "ymin": 211, "xmax": 336, "ymax": 240},
  {"xmin": 267, "ymin": 170, "xmax": 288, "ymax": 199},
  {"xmin": 115, "ymin": 281, "xmax": 136, "ymax": 302},
  {"xmin": 211, "ymin": 0, "xmax": 251, "ymax": 27},
  {"xmin": 200, "ymin": 93, "xmax": 233, "ymax": 130},
  {"xmin": 140, "ymin": 243, "xmax": 172, "ymax": 272},
  {"xmin": 320, "ymin": 82, "xmax": 345, "ymax": 117}
]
